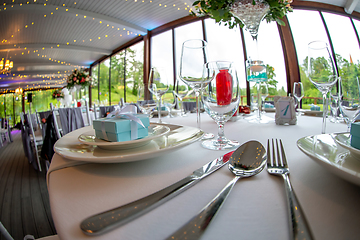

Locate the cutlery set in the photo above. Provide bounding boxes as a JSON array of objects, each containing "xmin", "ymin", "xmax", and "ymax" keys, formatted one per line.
[{"xmin": 81, "ymin": 139, "xmax": 313, "ymax": 240}]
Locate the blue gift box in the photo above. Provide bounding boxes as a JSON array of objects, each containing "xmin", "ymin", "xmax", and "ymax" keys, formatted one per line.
[
  {"xmin": 93, "ymin": 114, "xmax": 150, "ymax": 142},
  {"xmin": 310, "ymin": 105, "xmax": 320, "ymax": 111},
  {"xmin": 350, "ymin": 122, "xmax": 360, "ymax": 149}
]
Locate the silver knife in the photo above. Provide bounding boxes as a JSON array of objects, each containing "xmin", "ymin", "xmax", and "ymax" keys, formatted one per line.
[{"xmin": 80, "ymin": 151, "xmax": 233, "ymax": 236}]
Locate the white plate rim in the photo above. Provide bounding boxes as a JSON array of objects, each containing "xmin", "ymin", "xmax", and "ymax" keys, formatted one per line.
[
  {"xmin": 333, "ymin": 132, "xmax": 360, "ymax": 157},
  {"xmin": 54, "ymin": 123, "xmax": 204, "ymax": 163},
  {"xmin": 77, "ymin": 123, "xmax": 170, "ymax": 147},
  {"xmin": 297, "ymin": 133, "xmax": 360, "ymax": 186}
]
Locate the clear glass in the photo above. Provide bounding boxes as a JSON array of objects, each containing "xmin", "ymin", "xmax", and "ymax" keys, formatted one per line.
[
  {"xmin": 339, "ymin": 77, "xmax": 360, "ymax": 129},
  {"xmin": 307, "ymin": 40, "xmax": 338, "ymax": 134},
  {"xmin": 259, "ymin": 82, "xmax": 268, "ymax": 114},
  {"xmin": 173, "ymin": 78, "xmax": 192, "ymax": 117},
  {"xmin": 201, "ymin": 61, "xmax": 240, "ymax": 150},
  {"xmin": 137, "ymin": 83, "xmax": 156, "ymax": 115},
  {"xmin": 293, "ymin": 82, "xmax": 304, "ymax": 114},
  {"xmin": 179, "ymin": 39, "xmax": 208, "ymax": 128},
  {"xmin": 330, "ymin": 80, "xmax": 340, "ymax": 123},
  {"xmin": 148, "ymin": 67, "xmax": 170, "ymax": 123}
]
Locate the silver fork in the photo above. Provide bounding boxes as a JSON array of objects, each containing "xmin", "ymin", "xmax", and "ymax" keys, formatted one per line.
[{"xmin": 267, "ymin": 139, "xmax": 314, "ymax": 240}]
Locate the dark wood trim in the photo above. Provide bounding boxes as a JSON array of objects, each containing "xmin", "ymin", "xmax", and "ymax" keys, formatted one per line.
[
  {"xmin": 143, "ymin": 31, "xmax": 151, "ymax": 100},
  {"xmin": 88, "ymin": 68, "xmax": 92, "ymax": 107},
  {"xmin": 172, "ymin": 29, "xmax": 176, "ymax": 88},
  {"xmin": 277, "ymin": 16, "xmax": 300, "ymax": 95}
]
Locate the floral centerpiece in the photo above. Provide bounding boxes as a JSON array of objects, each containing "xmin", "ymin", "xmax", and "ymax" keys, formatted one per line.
[
  {"xmin": 66, "ymin": 69, "xmax": 92, "ymax": 90},
  {"xmin": 191, "ymin": 0, "xmax": 292, "ymax": 29},
  {"xmin": 52, "ymin": 89, "xmax": 64, "ymax": 99}
]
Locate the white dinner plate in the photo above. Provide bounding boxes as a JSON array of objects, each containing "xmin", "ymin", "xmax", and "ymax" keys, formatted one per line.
[
  {"xmin": 302, "ymin": 109, "xmax": 323, "ymax": 117},
  {"xmin": 297, "ymin": 133, "xmax": 360, "ymax": 186},
  {"xmin": 333, "ymin": 132, "xmax": 360, "ymax": 159},
  {"xmin": 54, "ymin": 123, "xmax": 204, "ymax": 163},
  {"xmin": 78, "ymin": 124, "xmax": 170, "ymax": 150}
]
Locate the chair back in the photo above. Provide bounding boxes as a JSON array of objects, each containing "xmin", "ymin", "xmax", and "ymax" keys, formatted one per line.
[
  {"xmin": 26, "ymin": 110, "xmax": 43, "ymax": 171},
  {"xmin": 50, "ymin": 103, "xmax": 62, "ymax": 139}
]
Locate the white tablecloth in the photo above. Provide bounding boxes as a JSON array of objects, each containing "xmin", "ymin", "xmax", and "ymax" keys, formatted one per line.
[{"xmin": 47, "ymin": 112, "xmax": 360, "ymax": 240}]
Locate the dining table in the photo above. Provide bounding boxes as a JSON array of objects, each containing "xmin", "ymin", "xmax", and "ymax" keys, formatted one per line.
[{"xmin": 47, "ymin": 111, "xmax": 360, "ymax": 240}]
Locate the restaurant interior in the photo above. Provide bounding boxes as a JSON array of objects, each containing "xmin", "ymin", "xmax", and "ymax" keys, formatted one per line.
[{"xmin": 1, "ymin": 0, "xmax": 360, "ymax": 239}]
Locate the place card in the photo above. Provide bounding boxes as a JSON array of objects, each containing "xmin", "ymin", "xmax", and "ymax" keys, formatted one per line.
[{"xmin": 274, "ymin": 96, "xmax": 297, "ymax": 125}]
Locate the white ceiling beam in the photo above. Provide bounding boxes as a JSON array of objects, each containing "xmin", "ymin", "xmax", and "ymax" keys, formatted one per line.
[
  {"xmin": 345, "ymin": 0, "xmax": 360, "ymax": 14},
  {"xmin": 2, "ymin": 4, "xmax": 148, "ymax": 35},
  {"xmin": 0, "ymin": 43, "xmax": 112, "ymax": 55}
]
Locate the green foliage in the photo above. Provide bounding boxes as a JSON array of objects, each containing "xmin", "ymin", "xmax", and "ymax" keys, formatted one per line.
[{"xmin": 191, "ymin": 0, "xmax": 292, "ymax": 29}]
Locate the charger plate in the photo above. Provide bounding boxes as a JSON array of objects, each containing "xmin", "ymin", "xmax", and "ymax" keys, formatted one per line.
[
  {"xmin": 78, "ymin": 124, "xmax": 170, "ymax": 150},
  {"xmin": 54, "ymin": 123, "xmax": 204, "ymax": 163},
  {"xmin": 297, "ymin": 132, "xmax": 360, "ymax": 186},
  {"xmin": 333, "ymin": 132, "xmax": 360, "ymax": 159}
]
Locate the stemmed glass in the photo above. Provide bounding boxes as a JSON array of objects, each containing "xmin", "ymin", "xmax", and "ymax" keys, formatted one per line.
[
  {"xmin": 148, "ymin": 67, "xmax": 170, "ymax": 123},
  {"xmin": 137, "ymin": 83, "xmax": 156, "ymax": 115},
  {"xmin": 339, "ymin": 77, "xmax": 360, "ymax": 130},
  {"xmin": 293, "ymin": 82, "xmax": 304, "ymax": 115},
  {"xmin": 173, "ymin": 78, "xmax": 192, "ymax": 117},
  {"xmin": 201, "ymin": 61, "xmax": 240, "ymax": 150},
  {"xmin": 259, "ymin": 82, "xmax": 268, "ymax": 115},
  {"xmin": 307, "ymin": 40, "xmax": 338, "ymax": 134},
  {"xmin": 179, "ymin": 39, "xmax": 209, "ymax": 128},
  {"xmin": 329, "ymin": 80, "xmax": 340, "ymax": 123}
]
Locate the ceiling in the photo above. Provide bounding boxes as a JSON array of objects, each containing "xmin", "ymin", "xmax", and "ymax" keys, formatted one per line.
[{"xmin": 0, "ymin": 0, "xmax": 359, "ymax": 93}]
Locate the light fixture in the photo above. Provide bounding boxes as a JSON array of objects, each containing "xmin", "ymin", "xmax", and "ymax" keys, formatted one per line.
[
  {"xmin": 0, "ymin": 51, "xmax": 13, "ymax": 74},
  {"xmin": 15, "ymin": 87, "xmax": 23, "ymax": 95}
]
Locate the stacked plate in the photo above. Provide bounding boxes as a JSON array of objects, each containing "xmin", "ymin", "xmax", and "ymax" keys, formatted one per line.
[{"xmin": 54, "ymin": 123, "xmax": 204, "ymax": 163}]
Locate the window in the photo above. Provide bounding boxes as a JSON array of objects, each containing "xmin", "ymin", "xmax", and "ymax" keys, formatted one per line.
[
  {"xmin": 91, "ymin": 64, "xmax": 99, "ymax": 106},
  {"xmin": 99, "ymin": 58, "xmax": 110, "ymax": 105},
  {"xmin": 110, "ymin": 50, "xmax": 126, "ymax": 105},
  {"xmin": 126, "ymin": 41, "xmax": 144, "ymax": 103}
]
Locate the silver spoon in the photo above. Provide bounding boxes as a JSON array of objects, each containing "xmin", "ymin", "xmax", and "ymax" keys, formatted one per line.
[{"xmin": 166, "ymin": 140, "xmax": 267, "ymax": 240}]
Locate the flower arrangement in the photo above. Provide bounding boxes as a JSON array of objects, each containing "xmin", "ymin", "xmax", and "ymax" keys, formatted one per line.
[
  {"xmin": 52, "ymin": 89, "xmax": 64, "ymax": 99},
  {"xmin": 66, "ymin": 69, "xmax": 92, "ymax": 89},
  {"xmin": 191, "ymin": 0, "xmax": 293, "ymax": 29}
]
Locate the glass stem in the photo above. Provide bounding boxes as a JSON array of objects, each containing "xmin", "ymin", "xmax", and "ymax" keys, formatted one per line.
[
  {"xmin": 195, "ymin": 90, "xmax": 201, "ymax": 128},
  {"xmin": 257, "ymin": 83, "xmax": 261, "ymax": 120},
  {"xmin": 217, "ymin": 121, "xmax": 225, "ymax": 143},
  {"xmin": 158, "ymin": 95, "xmax": 162, "ymax": 123},
  {"xmin": 321, "ymin": 94, "xmax": 327, "ymax": 134}
]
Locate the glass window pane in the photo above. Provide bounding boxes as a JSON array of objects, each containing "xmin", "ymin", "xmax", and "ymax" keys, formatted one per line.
[
  {"xmin": 323, "ymin": 12, "xmax": 360, "ymax": 63},
  {"xmin": 204, "ymin": 18, "xmax": 247, "ymax": 104},
  {"xmin": 91, "ymin": 64, "xmax": 99, "ymax": 106},
  {"xmin": 287, "ymin": 9, "xmax": 330, "ymax": 108},
  {"xmin": 126, "ymin": 41, "xmax": 144, "ymax": 103},
  {"xmin": 151, "ymin": 30, "xmax": 174, "ymax": 93},
  {"xmin": 244, "ymin": 21, "xmax": 288, "ymax": 97},
  {"xmin": 99, "ymin": 59, "xmax": 110, "ymax": 106},
  {"xmin": 111, "ymin": 50, "xmax": 125, "ymax": 105}
]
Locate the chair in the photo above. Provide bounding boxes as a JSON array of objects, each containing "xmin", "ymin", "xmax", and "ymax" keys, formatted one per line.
[
  {"xmin": 50, "ymin": 103, "xmax": 63, "ymax": 140},
  {"xmin": 26, "ymin": 111, "xmax": 43, "ymax": 172},
  {"xmin": 20, "ymin": 113, "xmax": 39, "ymax": 171},
  {"xmin": 0, "ymin": 116, "xmax": 11, "ymax": 147}
]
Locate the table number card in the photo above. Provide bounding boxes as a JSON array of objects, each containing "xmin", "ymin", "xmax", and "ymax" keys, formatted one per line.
[{"xmin": 274, "ymin": 96, "xmax": 297, "ymax": 125}]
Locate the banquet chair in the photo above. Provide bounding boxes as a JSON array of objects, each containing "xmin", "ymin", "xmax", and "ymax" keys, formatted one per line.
[
  {"xmin": 93, "ymin": 103, "xmax": 100, "ymax": 120},
  {"xmin": 26, "ymin": 111, "xmax": 43, "ymax": 172},
  {"xmin": 0, "ymin": 116, "xmax": 11, "ymax": 147},
  {"xmin": 20, "ymin": 112, "xmax": 40, "ymax": 171},
  {"xmin": 50, "ymin": 103, "xmax": 63, "ymax": 139}
]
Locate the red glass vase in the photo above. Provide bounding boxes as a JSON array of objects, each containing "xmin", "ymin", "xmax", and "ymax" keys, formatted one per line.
[{"xmin": 216, "ymin": 69, "xmax": 232, "ymax": 105}]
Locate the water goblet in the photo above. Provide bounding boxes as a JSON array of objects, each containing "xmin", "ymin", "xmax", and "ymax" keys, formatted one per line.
[
  {"xmin": 148, "ymin": 67, "xmax": 170, "ymax": 123},
  {"xmin": 259, "ymin": 82, "xmax": 268, "ymax": 115},
  {"xmin": 307, "ymin": 40, "xmax": 338, "ymax": 134},
  {"xmin": 137, "ymin": 83, "xmax": 156, "ymax": 115},
  {"xmin": 201, "ymin": 61, "xmax": 240, "ymax": 150},
  {"xmin": 339, "ymin": 77, "xmax": 360, "ymax": 130},
  {"xmin": 293, "ymin": 82, "xmax": 304, "ymax": 115},
  {"xmin": 173, "ymin": 78, "xmax": 192, "ymax": 117},
  {"xmin": 329, "ymin": 80, "xmax": 340, "ymax": 123}
]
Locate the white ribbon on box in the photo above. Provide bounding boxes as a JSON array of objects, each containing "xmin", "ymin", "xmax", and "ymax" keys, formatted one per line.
[{"xmin": 101, "ymin": 105, "xmax": 146, "ymax": 141}]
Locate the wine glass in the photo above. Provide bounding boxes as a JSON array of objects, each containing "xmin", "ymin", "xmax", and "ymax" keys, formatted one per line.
[
  {"xmin": 307, "ymin": 40, "xmax": 338, "ymax": 134},
  {"xmin": 293, "ymin": 82, "xmax": 304, "ymax": 115},
  {"xmin": 173, "ymin": 78, "xmax": 192, "ymax": 117},
  {"xmin": 137, "ymin": 83, "xmax": 156, "ymax": 115},
  {"xmin": 259, "ymin": 82, "xmax": 268, "ymax": 115},
  {"xmin": 201, "ymin": 61, "xmax": 240, "ymax": 150},
  {"xmin": 339, "ymin": 77, "xmax": 360, "ymax": 130},
  {"xmin": 179, "ymin": 39, "xmax": 209, "ymax": 128},
  {"xmin": 329, "ymin": 80, "xmax": 340, "ymax": 123},
  {"xmin": 148, "ymin": 67, "xmax": 170, "ymax": 123}
]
